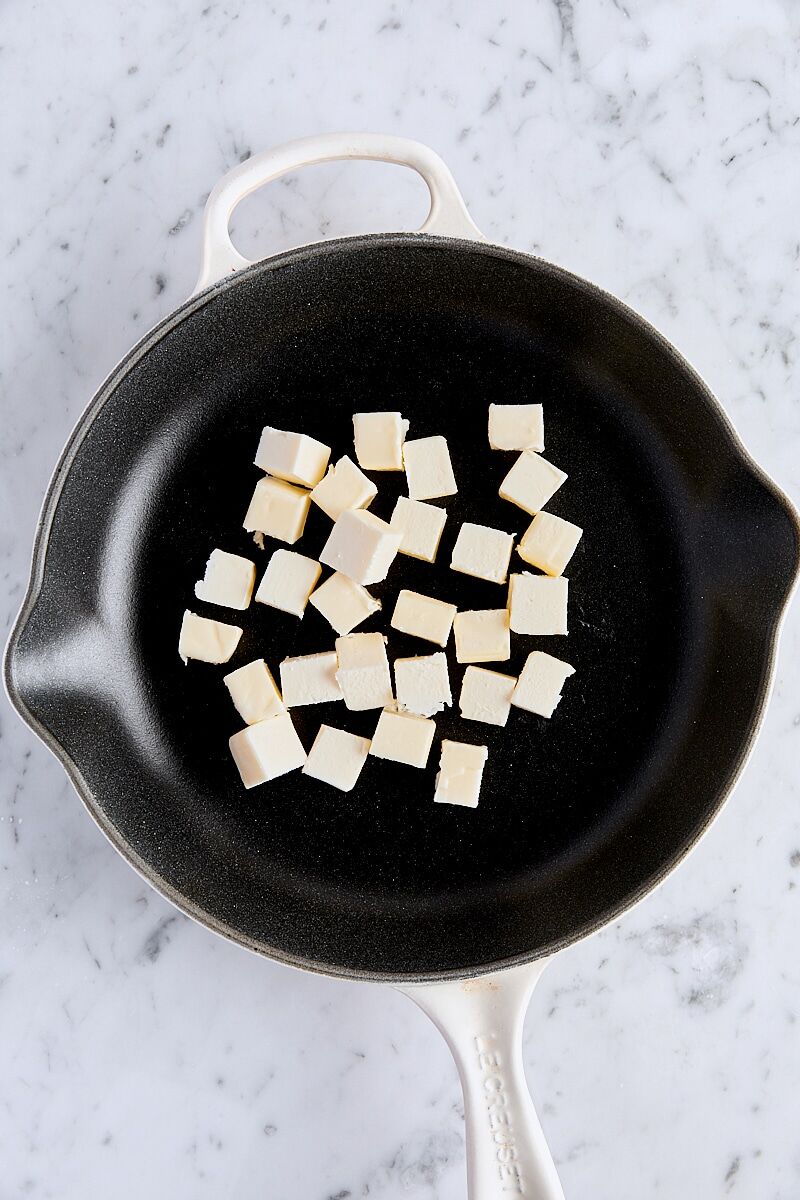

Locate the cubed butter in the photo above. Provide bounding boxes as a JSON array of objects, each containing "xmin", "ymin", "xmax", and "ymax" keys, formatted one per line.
[
  {"xmin": 499, "ymin": 451, "xmax": 567, "ymax": 515},
  {"xmin": 353, "ymin": 411, "xmax": 409, "ymax": 471},
  {"xmin": 508, "ymin": 573, "xmax": 568, "ymax": 635},
  {"xmin": 308, "ymin": 572, "xmax": 381, "ymax": 636},
  {"xmin": 194, "ymin": 549, "xmax": 255, "ymax": 610},
  {"xmin": 488, "ymin": 403, "xmax": 544, "ymax": 452},
  {"xmin": 512, "ymin": 651, "xmax": 575, "ymax": 718},
  {"xmin": 403, "ymin": 435, "xmax": 457, "ymax": 501},
  {"xmin": 310, "ymin": 455, "xmax": 378, "ymax": 521},
  {"xmin": 517, "ymin": 511, "xmax": 583, "ymax": 576},
  {"xmin": 243, "ymin": 476, "xmax": 311, "ymax": 544},
  {"xmin": 389, "ymin": 496, "xmax": 447, "ymax": 563},
  {"xmin": 394, "ymin": 652, "xmax": 452, "ymax": 717},
  {"xmin": 390, "ymin": 589, "xmax": 457, "ymax": 647},
  {"xmin": 433, "ymin": 740, "xmax": 489, "ymax": 809},
  {"xmin": 229, "ymin": 712, "xmax": 306, "ymax": 788},
  {"xmin": 279, "ymin": 651, "xmax": 343, "ymax": 706},
  {"xmin": 224, "ymin": 658, "xmax": 285, "ymax": 725},
  {"xmin": 450, "ymin": 522, "xmax": 514, "ymax": 585},
  {"xmin": 459, "ymin": 666, "xmax": 516, "ymax": 727},
  {"xmin": 369, "ymin": 708, "xmax": 436, "ymax": 768},
  {"xmin": 254, "ymin": 426, "xmax": 331, "ymax": 488},
  {"xmin": 335, "ymin": 632, "xmax": 393, "ymax": 711},
  {"xmin": 303, "ymin": 724, "xmax": 371, "ymax": 792},
  {"xmin": 179, "ymin": 610, "xmax": 243, "ymax": 664},
  {"xmin": 255, "ymin": 549, "xmax": 321, "ymax": 617},
  {"xmin": 319, "ymin": 509, "xmax": 402, "ymax": 586},
  {"xmin": 453, "ymin": 609, "xmax": 510, "ymax": 663}
]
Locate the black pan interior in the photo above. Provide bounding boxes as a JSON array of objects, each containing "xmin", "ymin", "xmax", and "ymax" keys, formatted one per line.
[{"xmin": 9, "ymin": 236, "xmax": 798, "ymax": 980}]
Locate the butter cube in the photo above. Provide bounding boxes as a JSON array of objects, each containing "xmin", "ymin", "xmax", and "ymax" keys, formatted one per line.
[
  {"xmin": 319, "ymin": 509, "xmax": 402, "ymax": 586},
  {"xmin": 453, "ymin": 609, "xmax": 510, "ymax": 664},
  {"xmin": 512, "ymin": 651, "xmax": 575, "ymax": 718},
  {"xmin": 369, "ymin": 708, "xmax": 436, "ymax": 768},
  {"xmin": 303, "ymin": 725, "xmax": 371, "ymax": 792},
  {"xmin": 243, "ymin": 477, "xmax": 311, "ymax": 544},
  {"xmin": 335, "ymin": 632, "xmax": 393, "ymax": 711},
  {"xmin": 194, "ymin": 549, "xmax": 256, "ymax": 610},
  {"xmin": 229, "ymin": 712, "xmax": 307, "ymax": 788},
  {"xmin": 353, "ymin": 411, "xmax": 409, "ymax": 471},
  {"xmin": 254, "ymin": 426, "xmax": 331, "ymax": 488},
  {"xmin": 394, "ymin": 652, "xmax": 452, "ymax": 717},
  {"xmin": 508, "ymin": 573, "xmax": 568, "ymax": 635},
  {"xmin": 517, "ymin": 511, "xmax": 583, "ymax": 576},
  {"xmin": 179, "ymin": 610, "xmax": 242, "ymax": 664},
  {"xmin": 224, "ymin": 659, "xmax": 285, "ymax": 725},
  {"xmin": 499, "ymin": 451, "xmax": 567, "ymax": 515},
  {"xmin": 451, "ymin": 522, "xmax": 514, "ymax": 585},
  {"xmin": 488, "ymin": 403, "xmax": 544, "ymax": 452},
  {"xmin": 433, "ymin": 740, "xmax": 489, "ymax": 809},
  {"xmin": 308, "ymin": 572, "xmax": 381, "ymax": 635},
  {"xmin": 459, "ymin": 666, "xmax": 516, "ymax": 727},
  {"xmin": 389, "ymin": 496, "xmax": 447, "ymax": 563},
  {"xmin": 390, "ymin": 589, "xmax": 457, "ymax": 647},
  {"xmin": 255, "ymin": 549, "xmax": 321, "ymax": 617},
  {"xmin": 279, "ymin": 651, "xmax": 343, "ymax": 706},
  {"xmin": 310, "ymin": 455, "xmax": 378, "ymax": 521},
  {"xmin": 403, "ymin": 435, "xmax": 457, "ymax": 500}
]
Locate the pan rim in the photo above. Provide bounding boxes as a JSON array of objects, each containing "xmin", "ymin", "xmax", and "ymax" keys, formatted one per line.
[{"xmin": 5, "ymin": 231, "xmax": 799, "ymax": 984}]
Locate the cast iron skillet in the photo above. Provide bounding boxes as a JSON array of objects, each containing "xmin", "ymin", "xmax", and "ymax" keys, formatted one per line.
[{"xmin": 5, "ymin": 135, "xmax": 798, "ymax": 1199}]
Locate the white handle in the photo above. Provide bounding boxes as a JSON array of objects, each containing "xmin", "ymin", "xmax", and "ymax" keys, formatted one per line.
[
  {"xmin": 194, "ymin": 132, "xmax": 485, "ymax": 293},
  {"xmin": 399, "ymin": 960, "xmax": 564, "ymax": 1200}
]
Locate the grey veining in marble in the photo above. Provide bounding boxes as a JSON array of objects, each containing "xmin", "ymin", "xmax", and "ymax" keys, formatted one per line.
[{"xmin": 2, "ymin": 1, "xmax": 799, "ymax": 1197}]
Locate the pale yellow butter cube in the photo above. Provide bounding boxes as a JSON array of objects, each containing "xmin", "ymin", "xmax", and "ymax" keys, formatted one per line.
[
  {"xmin": 179, "ymin": 610, "xmax": 242, "ymax": 664},
  {"xmin": 451, "ymin": 522, "xmax": 514, "ymax": 585},
  {"xmin": 279, "ymin": 651, "xmax": 343, "ymax": 706},
  {"xmin": 319, "ymin": 509, "xmax": 402, "ymax": 586},
  {"xmin": 224, "ymin": 659, "xmax": 285, "ymax": 725},
  {"xmin": 254, "ymin": 426, "xmax": 331, "ymax": 487},
  {"xmin": 459, "ymin": 666, "xmax": 516, "ymax": 728},
  {"xmin": 394, "ymin": 652, "xmax": 452, "ymax": 717},
  {"xmin": 308, "ymin": 572, "xmax": 381, "ymax": 635},
  {"xmin": 310, "ymin": 455, "xmax": 378, "ymax": 521},
  {"xmin": 488, "ymin": 403, "xmax": 544, "ymax": 452},
  {"xmin": 303, "ymin": 725, "xmax": 371, "ymax": 792},
  {"xmin": 508, "ymin": 573, "xmax": 569, "ymax": 635},
  {"xmin": 194, "ymin": 549, "xmax": 255, "ymax": 610},
  {"xmin": 433, "ymin": 740, "xmax": 489, "ymax": 808},
  {"xmin": 255, "ymin": 549, "xmax": 321, "ymax": 617},
  {"xmin": 389, "ymin": 496, "xmax": 447, "ymax": 562},
  {"xmin": 453, "ymin": 609, "xmax": 510, "ymax": 664},
  {"xmin": 499, "ymin": 451, "xmax": 567, "ymax": 515},
  {"xmin": 512, "ymin": 651, "xmax": 575, "ymax": 718},
  {"xmin": 229, "ymin": 712, "xmax": 307, "ymax": 788},
  {"xmin": 335, "ymin": 632, "xmax": 393, "ymax": 711},
  {"xmin": 403, "ymin": 435, "xmax": 457, "ymax": 501},
  {"xmin": 243, "ymin": 477, "xmax": 311, "ymax": 544},
  {"xmin": 517, "ymin": 511, "xmax": 583, "ymax": 576},
  {"xmin": 353, "ymin": 411, "xmax": 409, "ymax": 471},
  {"xmin": 390, "ymin": 589, "xmax": 457, "ymax": 647},
  {"xmin": 369, "ymin": 708, "xmax": 436, "ymax": 768}
]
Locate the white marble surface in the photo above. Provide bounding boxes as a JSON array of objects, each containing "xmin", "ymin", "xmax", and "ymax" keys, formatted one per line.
[{"xmin": 2, "ymin": 1, "xmax": 799, "ymax": 1197}]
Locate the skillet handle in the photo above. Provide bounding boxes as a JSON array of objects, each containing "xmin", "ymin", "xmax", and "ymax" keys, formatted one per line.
[
  {"xmin": 194, "ymin": 132, "xmax": 485, "ymax": 294},
  {"xmin": 398, "ymin": 960, "xmax": 565, "ymax": 1200}
]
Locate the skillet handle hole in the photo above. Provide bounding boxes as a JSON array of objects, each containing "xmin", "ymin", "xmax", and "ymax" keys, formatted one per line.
[{"xmin": 229, "ymin": 159, "xmax": 430, "ymax": 262}]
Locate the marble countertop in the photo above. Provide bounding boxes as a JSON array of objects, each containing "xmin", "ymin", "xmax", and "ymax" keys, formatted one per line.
[{"xmin": 2, "ymin": 1, "xmax": 799, "ymax": 1197}]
